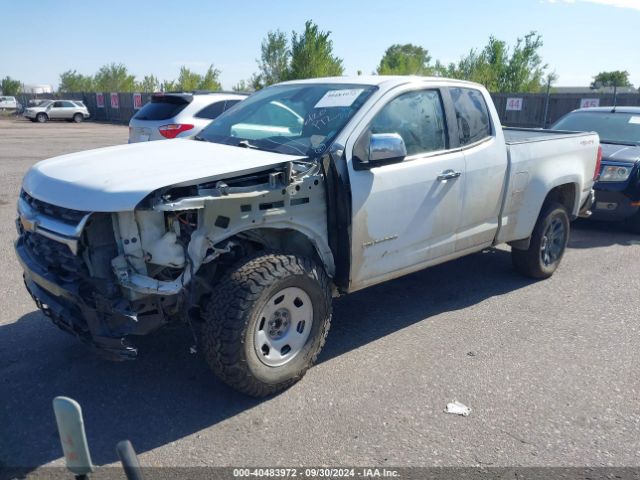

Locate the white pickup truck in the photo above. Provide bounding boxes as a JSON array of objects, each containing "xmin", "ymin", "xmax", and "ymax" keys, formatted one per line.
[{"xmin": 15, "ymin": 76, "xmax": 600, "ymax": 396}]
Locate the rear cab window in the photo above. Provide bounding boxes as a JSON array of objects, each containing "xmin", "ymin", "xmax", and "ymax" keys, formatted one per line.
[
  {"xmin": 449, "ymin": 87, "xmax": 492, "ymax": 146},
  {"xmin": 134, "ymin": 95, "xmax": 191, "ymax": 121}
]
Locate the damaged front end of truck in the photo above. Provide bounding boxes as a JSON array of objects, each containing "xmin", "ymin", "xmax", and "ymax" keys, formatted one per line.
[{"xmin": 16, "ymin": 159, "xmax": 332, "ymax": 360}]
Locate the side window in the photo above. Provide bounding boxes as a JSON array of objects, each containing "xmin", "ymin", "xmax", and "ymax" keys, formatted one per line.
[
  {"xmin": 53, "ymin": 101, "xmax": 63, "ymax": 108},
  {"xmin": 369, "ymin": 90, "xmax": 447, "ymax": 156},
  {"xmin": 195, "ymin": 101, "xmax": 226, "ymax": 120},
  {"xmin": 449, "ymin": 87, "xmax": 491, "ymax": 146},
  {"xmin": 223, "ymin": 99, "xmax": 241, "ymax": 111},
  {"xmin": 61, "ymin": 101, "xmax": 75, "ymax": 108}
]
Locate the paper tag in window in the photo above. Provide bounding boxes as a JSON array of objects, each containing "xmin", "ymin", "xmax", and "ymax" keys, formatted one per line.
[
  {"xmin": 314, "ymin": 89, "xmax": 364, "ymax": 108},
  {"xmin": 628, "ymin": 116, "xmax": 640, "ymax": 124}
]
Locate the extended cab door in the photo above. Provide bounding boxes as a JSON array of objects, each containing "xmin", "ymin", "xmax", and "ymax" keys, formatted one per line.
[
  {"xmin": 346, "ymin": 87, "xmax": 465, "ymax": 291},
  {"xmin": 446, "ymin": 87, "xmax": 509, "ymax": 252}
]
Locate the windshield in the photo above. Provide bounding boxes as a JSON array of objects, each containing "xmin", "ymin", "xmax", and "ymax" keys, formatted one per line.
[
  {"xmin": 38, "ymin": 100, "xmax": 53, "ymax": 108},
  {"xmin": 198, "ymin": 83, "xmax": 377, "ymax": 157},
  {"xmin": 552, "ymin": 111, "xmax": 640, "ymax": 146}
]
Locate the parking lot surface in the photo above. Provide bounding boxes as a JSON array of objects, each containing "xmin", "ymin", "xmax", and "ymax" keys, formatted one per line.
[{"xmin": 1, "ymin": 117, "xmax": 639, "ymax": 472}]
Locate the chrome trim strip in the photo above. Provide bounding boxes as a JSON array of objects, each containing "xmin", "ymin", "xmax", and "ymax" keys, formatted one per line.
[{"xmin": 17, "ymin": 196, "xmax": 91, "ymax": 255}]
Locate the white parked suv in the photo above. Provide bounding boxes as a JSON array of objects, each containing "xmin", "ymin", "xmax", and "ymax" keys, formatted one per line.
[
  {"xmin": 16, "ymin": 76, "xmax": 599, "ymax": 396},
  {"xmin": 24, "ymin": 100, "xmax": 90, "ymax": 123},
  {"xmin": 128, "ymin": 92, "xmax": 247, "ymax": 143}
]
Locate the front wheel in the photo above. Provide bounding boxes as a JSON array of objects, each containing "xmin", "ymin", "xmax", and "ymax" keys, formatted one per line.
[
  {"xmin": 512, "ymin": 202, "xmax": 570, "ymax": 279},
  {"xmin": 201, "ymin": 252, "xmax": 332, "ymax": 397},
  {"xmin": 36, "ymin": 113, "xmax": 48, "ymax": 123}
]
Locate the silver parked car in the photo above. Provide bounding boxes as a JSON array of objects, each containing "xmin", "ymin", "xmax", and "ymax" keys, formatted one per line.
[
  {"xmin": 128, "ymin": 92, "xmax": 247, "ymax": 143},
  {"xmin": 24, "ymin": 100, "xmax": 90, "ymax": 123}
]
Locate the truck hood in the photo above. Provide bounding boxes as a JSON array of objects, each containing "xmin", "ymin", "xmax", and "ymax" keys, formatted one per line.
[
  {"xmin": 601, "ymin": 143, "xmax": 640, "ymax": 164},
  {"xmin": 23, "ymin": 139, "xmax": 303, "ymax": 212}
]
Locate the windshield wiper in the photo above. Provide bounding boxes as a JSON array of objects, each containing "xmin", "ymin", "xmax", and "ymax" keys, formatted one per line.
[{"xmin": 238, "ymin": 139, "xmax": 260, "ymax": 149}]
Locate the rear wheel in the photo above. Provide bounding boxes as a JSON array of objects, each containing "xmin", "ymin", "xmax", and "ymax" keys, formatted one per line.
[
  {"xmin": 512, "ymin": 202, "xmax": 570, "ymax": 279},
  {"xmin": 201, "ymin": 252, "xmax": 332, "ymax": 397},
  {"xmin": 36, "ymin": 113, "xmax": 48, "ymax": 123},
  {"xmin": 73, "ymin": 113, "xmax": 83, "ymax": 123}
]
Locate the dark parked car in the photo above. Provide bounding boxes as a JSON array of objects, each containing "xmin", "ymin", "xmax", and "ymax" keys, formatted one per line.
[{"xmin": 552, "ymin": 107, "xmax": 640, "ymax": 232}]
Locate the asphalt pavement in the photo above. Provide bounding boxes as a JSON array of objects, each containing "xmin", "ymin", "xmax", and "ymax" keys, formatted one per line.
[{"xmin": 0, "ymin": 117, "xmax": 638, "ymax": 474}]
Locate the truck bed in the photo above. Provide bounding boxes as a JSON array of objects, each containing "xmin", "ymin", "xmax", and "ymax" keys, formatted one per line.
[
  {"xmin": 495, "ymin": 127, "xmax": 599, "ymax": 245},
  {"xmin": 503, "ymin": 127, "xmax": 595, "ymax": 144}
]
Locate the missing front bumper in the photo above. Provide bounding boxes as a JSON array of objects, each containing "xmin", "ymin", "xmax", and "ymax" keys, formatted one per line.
[{"xmin": 15, "ymin": 237, "xmax": 170, "ymax": 360}]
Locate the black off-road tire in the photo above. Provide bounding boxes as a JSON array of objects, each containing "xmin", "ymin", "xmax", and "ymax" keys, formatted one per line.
[
  {"xmin": 512, "ymin": 201, "xmax": 570, "ymax": 279},
  {"xmin": 73, "ymin": 113, "xmax": 83, "ymax": 123},
  {"xmin": 201, "ymin": 252, "xmax": 332, "ymax": 397},
  {"xmin": 36, "ymin": 113, "xmax": 48, "ymax": 123}
]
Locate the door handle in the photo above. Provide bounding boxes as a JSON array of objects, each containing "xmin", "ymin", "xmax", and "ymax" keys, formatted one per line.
[{"xmin": 437, "ymin": 169, "xmax": 462, "ymax": 181}]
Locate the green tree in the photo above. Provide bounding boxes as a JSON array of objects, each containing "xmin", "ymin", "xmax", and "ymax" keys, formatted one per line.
[
  {"xmin": 445, "ymin": 32, "xmax": 547, "ymax": 92},
  {"xmin": 199, "ymin": 65, "xmax": 222, "ymax": 91},
  {"xmin": 232, "ymin": 79, "xmax": 250, "ymax": 92},
  {"xmin": 254, "ymin": 30, "xmax": 289, "ymax": 88},
  {"xmin": 94, "ymin": 63, "xmax": 136, "ymax": 92},
  {"xmin": 162, "ymin": 79, "xmax": 178, "ymax": 92},
  {"xmin": 1, "ymin": 76, "xmax": 21, "ymax": 96},
  {"xmin": 136, "ymin": 75, "xmax": 159, "ymax": 92},
  {"xmin": 58, "ymin": 70, "xmax": 95, "ymax": 92},
  {"xmin": 446, "ymin": 37, "xmax": 509, "ymax": 91},
  {"xmin": 377, "ymin": 44, "xmax": 433, "ymax": 75},
  {"xmin": 174, "ymin": 65, "xmax": 221, "ymax": 91},
  {"xmin": 503, "ymin": 32, "xmax": 546, "ymax": 92},
  {"xmin": 249, "ymin": 73, "xmax": 263, "ymax": 91},
  {"xmin": 287, "ymin": 20, "xmax": 344, "ymax": 80},
  {"xmin": 591, "ymin": 70, "xmax": 633, "ymax": 89}
]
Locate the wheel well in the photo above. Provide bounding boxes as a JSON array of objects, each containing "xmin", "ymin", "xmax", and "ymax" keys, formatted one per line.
[
  {"xmin": 235, "ymin": 228, "xmax": 322, "ymax": 266},
  {"xmin": 544, "ymin": 183, "xmax": 576, "ymax": 214},
  {"xmin": 190, "ymin": 228, "xmax": 327, "ymax": 318},
  {"xmin": 509, "ymin": 183, "xmax": 577, "ymax": 251}
]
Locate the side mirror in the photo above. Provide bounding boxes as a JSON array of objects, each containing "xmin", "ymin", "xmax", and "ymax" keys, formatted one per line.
[{"xmin": 368, "ymin": 133, "xmax": 406, "ymax": 166}]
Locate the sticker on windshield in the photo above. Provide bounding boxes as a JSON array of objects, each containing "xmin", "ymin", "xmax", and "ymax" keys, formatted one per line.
[
  {"xmin": 314, "ymin": 89, "xmax": 364, "ymax": 108},
  {"xmin": 628, "ymin": 116, "xmax": 640, "ymax": 125}
]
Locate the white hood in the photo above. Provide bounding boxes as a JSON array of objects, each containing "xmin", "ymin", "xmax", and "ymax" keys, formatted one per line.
[{"xmin": 23, "ymin": 139, "xmax": 303, "ymax": 212}]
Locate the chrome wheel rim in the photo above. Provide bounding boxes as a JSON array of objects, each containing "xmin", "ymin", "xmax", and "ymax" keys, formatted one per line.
[
  {"xmin": 540, "ymin": 217, "xmax": 566, "ymax": 266},
  {"xmin": 254, "ymin": 286, "xmax": 313, "ymax": 367}
]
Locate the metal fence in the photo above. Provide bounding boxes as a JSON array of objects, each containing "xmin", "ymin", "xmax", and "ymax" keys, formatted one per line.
[
  {"xmin": 14, "ymin": 91, "xmax": 640, "ymax": 128},
  {"xmin": 15, "ymin": 92, "xmax": 154, "ymax": 124},
  {"xmin": 491, "ymin": 93, "xmax": 640, "ymax": 128}
]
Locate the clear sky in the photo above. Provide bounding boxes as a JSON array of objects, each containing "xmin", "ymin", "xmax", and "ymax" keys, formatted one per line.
[{"xmin": 2, "ymin": 0, "xmax": 639, "ymax": 90}]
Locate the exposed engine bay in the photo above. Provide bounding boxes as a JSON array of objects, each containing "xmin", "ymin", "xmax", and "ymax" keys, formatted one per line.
[{"xmin": 16, "ymin": 158, "xmax": 332, "ymax": 359}]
